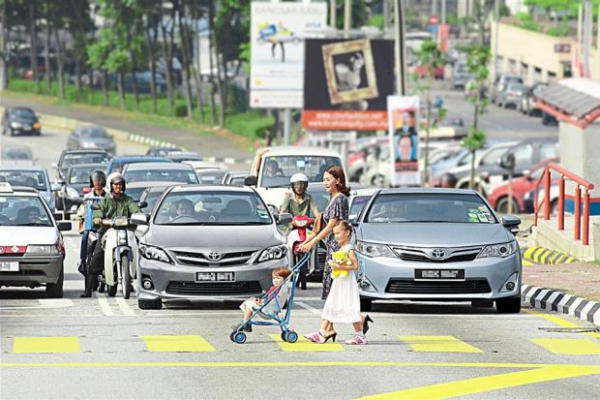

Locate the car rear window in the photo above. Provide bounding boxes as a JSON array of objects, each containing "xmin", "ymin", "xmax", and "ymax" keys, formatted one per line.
[
  {"xmin": 365, "ymin": 193, "xmax": 496, "ymax": 224},
  {"xmin": 124, "ymin": 168, "xmax": 198, "ymax": 184}
]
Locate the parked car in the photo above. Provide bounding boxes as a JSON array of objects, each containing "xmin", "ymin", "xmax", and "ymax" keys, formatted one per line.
[
  {"xmin": 487, "ymin": 158, "xmax": 559, "ymax": 214},
  {"xmin": 132, "ymin": 185, "xmax": 292, "ymax": 309},
  {"xmin": 67, "ymin": 125, "xmax": 116, "ymax": 157},
  {"xmin": 349, "ymin": 188, "xmax": 378, "ymax": 221},
  {"xmin": 54, "ymin": 150, "xmax": 110, "ymax": 181},
  {"xmin": 452, "ymin": 61, "xmax": 473, "ymax": 89},
  {"xmin": 354, "ymin": 188, "xmax": 522, "ymax": 313},
  {"xmin": 497, "ymin": 82, "xmax": 527, "ymax": 109},
  {"xmin": 0, "ymin": 183, "xmax": 71, "ymax": 297},
  {"xmin": 0, "ymin": 166, "xmax": 59, "ymax": 210},
  {"xmin": 490, "ymin": 74, "xmax": 524, "ymax": 104},
  {"xmin": 58, "ymin": 163, "xmax": 108, "ymax": 211},
  {"xmin": 146, "ymin": 146, "xmax": 183, "ymax": 156},
  {"xmin": 519, "ymin": 82, "xmax": 548, "ymax": 116},
  {"xmin": 1, "ymin": 146, "xmax": 36, "ymax": 166},
  {"xmin": 1, "ymin": 107, "xmax": 42, "ymax": 136},
  {"xmin": 541, "ymin": 111, "xmax": 559, "ymax": 126},
  {"xmin": 105, "ymin": 156, "xmax": 172, "ymax": 176}
]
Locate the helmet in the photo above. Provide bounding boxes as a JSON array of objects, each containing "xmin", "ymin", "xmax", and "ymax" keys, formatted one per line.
[
  {"xmin": 89, "ymin": 170, "xmax": 107, "ymax": 188},
  {"xmin": 290, "ymin": 173, "xmax": 309, "ymax": 195},
  {"xmin": 109, "ymin": 173, "xmax": 126, "ymax": 193}
]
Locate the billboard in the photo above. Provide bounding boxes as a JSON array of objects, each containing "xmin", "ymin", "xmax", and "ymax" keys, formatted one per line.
[
  {"xmin": 388, "ymin": 95, "xmax": 421, "ymax": 186},
  {"xmin": 250, "ymin": 2, "xmax": 327, "ymax": 109},
  {"xmin": 302, "ymin": 38, "xmax": 395, "ymax": 131}
]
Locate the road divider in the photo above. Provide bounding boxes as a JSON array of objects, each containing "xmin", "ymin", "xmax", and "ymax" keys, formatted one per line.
[{"xmin": 523, "ymin": 247, "xmax": 578, "ymax": 264}]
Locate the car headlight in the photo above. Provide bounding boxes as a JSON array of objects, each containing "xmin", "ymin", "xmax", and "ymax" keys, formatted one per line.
[
  {"xmin": 139, "ymin": 243, "xmax": 172, "ymax": 264},
  {"xmin": 478, "ymin": 241, "xmax": 518, "ymax": 259},
  {"xmin": 11, "ymin": 122, "xmax": 23, "ymax": 128},
  {"xmin": 66, "ymin": 187, "xmax": 80, "ymax": 199},
  {"xmin": 27, "ymin": 245, "xmax": 59, "ymax": 255},
  {"xmin": 258, "ymin": 245, "xmax": 287, "ymax": 263},
  {"xmin": 117, "ymin": 230, "xmax": 128, "ymax": 245},
  {"xmin": 356, "ymin": 241, "xmax": 395, "ymax": 258}
]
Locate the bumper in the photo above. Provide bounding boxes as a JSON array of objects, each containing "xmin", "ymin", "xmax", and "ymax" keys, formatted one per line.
[
  {"xmin": 137, "ymin": 255, "xmax": 290, "ymax": 301},
  {"xmin": 10, "ymin": 127, "xmax": 40, "ymax": 135},
  {"xmin": 0, "ymin": 255, "xmax": 63, "ymax": 287},
  {"xmin": 358, "ymin": 252, "xmax": 521, "ymax": 301}
]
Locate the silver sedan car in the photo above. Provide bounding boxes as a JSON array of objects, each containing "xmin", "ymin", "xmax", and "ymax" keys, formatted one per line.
[
  {"xmin": 132, "ymin": 185, "xmax": 292, "ymax": 310},
  {"xmin": 354, "ymin": 189, "xmax": 522, "ymax": 313}
]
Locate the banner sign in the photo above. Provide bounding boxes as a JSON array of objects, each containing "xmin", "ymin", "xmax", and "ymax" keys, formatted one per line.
[
  {"xmin": 388, "ymin": 95, "xmax": 421, "ymax": 186},
  {"xmin": 302, "ymin": 38, "xmax": 395, "ymax": 131},
  {"xmin": 250, "ymin": 2, "xmax": 327, "ymax": 109}
]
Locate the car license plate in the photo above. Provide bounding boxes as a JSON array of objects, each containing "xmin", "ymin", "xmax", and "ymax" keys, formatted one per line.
[
  {"xmin": 415, "ymin": 269, "xmax": 464, "ymax": 280},
  {"xmin": 195, "ymin": 272, "xmax": 234, "ymax": 282},
  {"xmin": 24, "ymin": 126, "xmax": 31, "ymax": 131},
  {"xmin": 0, "ymin": 262, "xmax": 19, "ymax": 272}
]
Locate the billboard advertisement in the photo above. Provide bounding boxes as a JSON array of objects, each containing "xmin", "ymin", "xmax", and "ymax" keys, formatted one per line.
[
  {"xmin": 250, "ymin": 2, "xmax": 327, "ymax": 109},
  {"xmin": 388, "ymin": 95, "xmax": 421, "ymax": 186},
  {"xmin": 302, "ymin": 38, "xmax": 395, "ymax": 131}
]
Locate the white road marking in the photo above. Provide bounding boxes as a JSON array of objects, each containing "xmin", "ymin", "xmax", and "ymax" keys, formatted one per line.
[
  {"xmin": 296, "ymin": 301, "xmax": 322, "ymax": 315},
  {"xmin": 95, "ymin": 294, "xmax": 115, "ymax": 316},
  {"xmin": 38, "ymin": 299, "xmax": 73, "ymax": 308},
  {"xmin": 116, "ymin": 297, "xmax": 136, "ymax": 316}
]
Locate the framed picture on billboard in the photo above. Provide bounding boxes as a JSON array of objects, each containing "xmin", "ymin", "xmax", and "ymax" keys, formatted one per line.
[{"xmin": 388, "ymin": 95, "xmax": 421, "ymax": 186}]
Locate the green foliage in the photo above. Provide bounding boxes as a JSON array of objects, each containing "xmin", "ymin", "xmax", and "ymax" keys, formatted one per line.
[
  {"xmin": 461, "ymin": 129, "xmax": 486, "ymax": 151},
  {"xmin": 546, "ymin": 25, "xmax": 570, "ymax": 37},
  {"xmin": 367, "ymin": 14, "xmax": 384, "ymax": 30},
  {"xmin": 216, "ymin": 0, "xmax": 250, "ymax": 64},
  {"xmin": 331, "ymin": 0, "xmax": 369, "ymax": 30},
  {"xmin": 225, "ymin": 110, "xmax": 274, "ymax": 141},
  {"xmin": 105, "ymin": 50, "xmax": 130, "ymax": 73}
]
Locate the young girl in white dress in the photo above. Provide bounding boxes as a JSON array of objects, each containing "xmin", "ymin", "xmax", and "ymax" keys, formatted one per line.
[{"xmin": 305, "ymin": 220, "xmax": 371, "ymax": 345}]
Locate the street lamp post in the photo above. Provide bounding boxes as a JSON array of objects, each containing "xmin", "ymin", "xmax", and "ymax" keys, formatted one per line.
[{"xmin": 394, "ymin": 0, "xmax": 407, "ymax": 95}]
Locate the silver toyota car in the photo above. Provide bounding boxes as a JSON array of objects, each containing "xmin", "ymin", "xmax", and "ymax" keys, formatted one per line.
[
  {"xmin": 354, "ymin": 189, "xmax": 522, "ymax": 313},
  {"xmin": 132, "ymin": 185, "xmax": 291, "ymax": 310}
]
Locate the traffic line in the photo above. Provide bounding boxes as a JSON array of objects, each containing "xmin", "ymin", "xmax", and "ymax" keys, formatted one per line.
[
  {"xmin": 295, "ymin": 301, "xmax": 322, "ymax": 315},
  {"xmin": 398, "ymin": 335, "xmax": 483, "ymax": 353},
  {"xmin": 13, "ymin": 337, "xmax": 80, "ymax": 353},
  {"xmin": 357, "ymin": 365, "xmax": 600, "ymax": 400},
  {"xmin": 141, "ymin": 335, "xmax": 216, "ymax": 352},
  {"xmin": 116, "ymin": 297, "xmax": 136, "ymax": 316},
  {"xmin": 95, "ymin": 294, "xmax": 115, "ymax": 316},
  {"xmin": 269, "ymin": 334, "xmax": 344, "ymax": 352},
  {"xmin": 524, "ymin": 310, "xmax": 600, "ymax": 340},
  {"xmin": 531, "ymin": 338, "xmax": 600, "ymax": 355}
]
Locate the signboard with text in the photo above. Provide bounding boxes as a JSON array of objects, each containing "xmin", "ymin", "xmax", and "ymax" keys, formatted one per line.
[{"xmin": 388, "ymin": 95, "xmax": 421, "ymax": 186}]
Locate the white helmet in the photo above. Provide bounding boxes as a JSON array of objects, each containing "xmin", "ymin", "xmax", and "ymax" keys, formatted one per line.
[{"xmin": 290, "ymin": 173, "xmax": 309, "ymax": 195}]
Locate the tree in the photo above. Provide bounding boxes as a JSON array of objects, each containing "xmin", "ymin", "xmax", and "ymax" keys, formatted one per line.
[
  {"xmin": 159, "ymin": 3, "xmax": 177, "ymax": 114},
  {"xmin": 0, "ymin": 0, "xmax": 8, "ymax": 91},
  {"xmin": 141, "ymin": 0, "xmax": 162, "ymax": 114},
  {"xmin": 87, "ymin": 32, "xmax": 111, "ymax": 106},
  {"xmin": 462, "ymin": 45, "xmax": 491, "ymax": 190},
  {"xmin": 411, "ymin": 40, "xmax": 446, "ymax": 185},
  {"xmin": 331, "ymin": 0, "xmax": 369, "ymax": 30}
]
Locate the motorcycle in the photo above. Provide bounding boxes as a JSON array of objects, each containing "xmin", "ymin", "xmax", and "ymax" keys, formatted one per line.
[{"xmin": 286, "ymin": 215, "xmax": 314, "ymax": 290}]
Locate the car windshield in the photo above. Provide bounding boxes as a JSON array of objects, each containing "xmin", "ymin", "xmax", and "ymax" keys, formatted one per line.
[
  {"xmin": 0, "ymin": 170, "xmax": 47, "ymax": 191},
  {"xmin": 124, "ymin": 168, "xmax": 198, "ymax": 184},
  {"xmin": 2, "ymin": 148, "xmax": 33, "ymax": 160},
  {"xmin": 261, "ymin": 156, "xmax": 342, "ymax": 188},
  {"xmin": 68, "ymin": 165, "xmax": 105, "ymax": 184},
  {"xmin": 365, "ymin": 193, "xmax": 497, "ymax": 224},
  {"xmin": 154, "ymin": 191, "xmax": 273, "ymax": 225},
  {"xmin": 10, "ymin": 109, "xmax": 35, "ymax": 119},
  {"xmin": 350, "ymin": 195, "xmax": 372, "ymax": 218},
  {"xmin": 0, "ymin": 196, "xmax": 52, "ymax": 226},
  {"xmin": 62, "ymin": 153, "xmax": 109, "ymax": 169},
  {"xmin": 80, "ymin": 127, "xmax": 108, "ymax": 138}
]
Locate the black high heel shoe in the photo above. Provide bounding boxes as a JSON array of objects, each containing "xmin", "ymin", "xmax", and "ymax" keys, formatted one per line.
[
  {"xmin": 363, "ymin": 315, "xmax": 374, "ymax": 335},
  {"xmin": 324, "ymin": 332, "xmax": 337, "ymax": 342}
]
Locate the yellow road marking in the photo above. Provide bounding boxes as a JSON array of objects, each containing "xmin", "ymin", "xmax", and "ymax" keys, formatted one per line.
[
  {"xmin": 13, "ymin": 337, "xmax": 81, "ymax": 353},
  {"xmin": 357, "ymin": 365, "xmax": 600, "ymax": 400},
  {"xmin": 540, "ymin": 250, "xmax": 551, "ymax": 264},
  {"xmin": 398, "ymin": 336, "xmax": 483, "ymax": 353},
  {"xmin": 141, "ymin": 335, "xmax": 216, "ymax": 352},
  {"xmin": 523, "ymin": 247, "xmax": 537, "ymax": 259},
  {"xmin": 532, "ymin": 338, "xmax": 600, "ymax": 355},
  {"xmin": 269, "ymin": 334, "xmax": 344, "ymax": 352},
  {"xmin": 522, "ymin": 259, "xmax": 534, "ymax": 266},
  {"xmin": 523, "ymin": 310, "xmax": 580, "ymax": 328}
]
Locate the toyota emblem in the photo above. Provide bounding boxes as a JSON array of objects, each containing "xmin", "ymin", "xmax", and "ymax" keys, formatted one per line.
[
  {"xmin": 431, "ymin": 249, "xmax": 445, "ymax": 260},
  {"xmin": 207, "ymin": 251, "xmax": 221, "ymax": 261}
]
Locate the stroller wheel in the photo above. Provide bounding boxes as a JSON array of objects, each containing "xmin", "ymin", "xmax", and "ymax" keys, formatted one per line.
[
  {"xmin": 229, "ymin": 332, "xmax": 237, "ymax": 342},
  {"xmin": 284, "ymin": 331, "xmax": 298, "ymax": 343},
  {"xmin": 234, "ymin": 332, "xmax": 247, "ymax": 344}
]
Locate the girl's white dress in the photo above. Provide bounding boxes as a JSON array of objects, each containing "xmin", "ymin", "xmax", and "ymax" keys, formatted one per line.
[{"xmin": 321, "ymin": 244, "xmax": 361, "ymax": 323}]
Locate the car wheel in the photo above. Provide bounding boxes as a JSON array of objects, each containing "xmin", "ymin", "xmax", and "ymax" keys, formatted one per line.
[
  {"xmin": 495, "ymin": 197, "xmax": 519, "ymax": 214},
  {"xmin": 138, "ymin": 297, "xmax": 162, "ymax": 310},
  {"xmin": 46, "ymin": 268, "xmax": 64, "ymax": 298},
  {"xmin": 496, "ymin": 297, "xmax": 521, "ymax": 313},
  {"xmin": 360, "ymin": 297, "xmax": 372, "ymax": 312}
]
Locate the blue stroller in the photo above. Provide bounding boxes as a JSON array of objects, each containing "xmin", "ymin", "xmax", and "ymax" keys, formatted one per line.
[{"xmin": 229, "ymin": 253, "xmax": 310, "ymax": 345}]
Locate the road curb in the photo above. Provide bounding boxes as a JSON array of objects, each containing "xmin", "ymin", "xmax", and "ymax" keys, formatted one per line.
[
  {"xmin": 523, "ymin": 246, "xmax": 578, "ymax": 264},
  {"xmin": 522, "ymin": 284, "xmax": 600, "ymax": 326}
]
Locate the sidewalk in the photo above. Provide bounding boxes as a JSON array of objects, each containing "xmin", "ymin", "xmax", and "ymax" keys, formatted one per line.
[{"xmin": 0, "ymin": 92, "xmax": 253, "ymax": 162}]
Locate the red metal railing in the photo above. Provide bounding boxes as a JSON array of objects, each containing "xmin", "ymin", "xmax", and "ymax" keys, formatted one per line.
[{"xmin": 534, "ymin": 163, "xmax": 595, "ymax": 246}]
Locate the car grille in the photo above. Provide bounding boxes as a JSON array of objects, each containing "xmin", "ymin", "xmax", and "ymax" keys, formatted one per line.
[
  {"xmin": 166, "ymin": 281, "xmax": 262, "ymax": 296},
  {"xmin": 171, "ymin": 250, "xmax": 257, "ymax": 267},
  {"xmin": 385, "ymin": 278, "xmax": 491, "ymax": 294},
  {"xmin": 392, "ymin": 246, "xmax": 482, "ymax": 263},
  {"xmin": 0, "ymin": 270, "xmax": 46, "ymax": 276}
]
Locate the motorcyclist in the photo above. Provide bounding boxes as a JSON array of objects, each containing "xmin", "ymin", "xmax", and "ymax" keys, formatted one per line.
[
  {"xmin": 280, "ymin": 173, "xmax": 319, "ymax": 217},
  {"xmin": 81, "ymin": 173, "xmax": 140, "ymax": 298},
  {"xmin": 76, "ymin": 170, "xmax": 108, "ymax": 280}
]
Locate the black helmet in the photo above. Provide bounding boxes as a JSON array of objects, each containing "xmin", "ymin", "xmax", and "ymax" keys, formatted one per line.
[
  {"xmin": 109, "ymin": 173, "xmax": 126, "ymax": 193},
  {"xmin": 89, "ymin": 170, "xmax": 107, "ymax": 188}
]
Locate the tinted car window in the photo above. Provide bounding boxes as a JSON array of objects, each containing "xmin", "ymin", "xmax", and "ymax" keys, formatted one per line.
[
  {"xmin": 480, "ymin": 147, "xmax": 509, "ymax": 167},
  {"xmin": 0, "ymin": 196, "xmax": 51, "ymax": 226},
  {"xmin": 68, "ymin": 165, "xmax": 106, "ymax": 184},
  {"xmin": 154, "ymin": 191, "xmax": 273, "ymax": 225},
  {"xmin": 261, "ymin": 156, "xmax": 342, "ymax": 188},
  {"xmin": 141, "ymin": 189, "xmax": 164, "ymax": 212},
  {"xmin": 0, "ymin": 170, "xmax": 47, "ymax": 191},
  {"xmin": 350, "ymin": 195, "xmax": 371, "ymax": 217},
  {"xmin": 366, "ymin": 193, "xmax": 496, "ymax": 224},
  {"xmin": 9, "ymin": 109, "xmax": 35, "ymax": 119},
  {"xmin": 124, "ymin": 168, "xmax": 198, "ymax": 184}
]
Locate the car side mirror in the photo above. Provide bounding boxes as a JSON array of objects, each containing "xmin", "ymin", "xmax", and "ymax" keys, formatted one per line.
[
  {"xmin": 244, "ymin": 175, "xmax": 257, "ymax": 186},
  {"xmin": 502, "ymin": 215, "xmax": 521, "ymax": 235},
  {"xmin": 57, "ymin": 221, "xmax": 72, "ymax": 231},
  {"xmin": 277, "ymin": 212, "xmax": 293, "ymax": 226},
  {"xmin": 138, "ymin": 201, "xmax": 148, "ymax": 209},
  {"xmin": 53, "ymin": 213, "xmax": 63, "ymax": 221},
  {"xmin": 51, "ymin": 183, "xmax": 63, "ymax": 192},
  {"xmin": 131, "ymin": 212, "xmax": 149, "ymax": 225}
]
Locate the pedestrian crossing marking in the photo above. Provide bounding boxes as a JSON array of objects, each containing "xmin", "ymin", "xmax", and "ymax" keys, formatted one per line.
[
  {"xmin": 532, "ymin": 338, "xmax": 600, "ymax": 355},
  {"xmin": 13, "ymin": 337, "xmax": 81, "ymax": 353},
  {"xmin": 269, "ymin": 334, "xmax": 344, "ymax": 352},
  {"xmin": 141, "ymin": 335, "xmax": 216, "ymax": 352},
  {"xmin": 398, "ymin": 335, "xmax": 483, "ymax": 353}
]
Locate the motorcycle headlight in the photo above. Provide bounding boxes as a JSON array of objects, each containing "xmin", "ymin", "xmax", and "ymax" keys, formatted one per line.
[
  {"xmin": 356, "ymin": 241, "xmax": 395, "ymax": 258},
  {"xmin": 66, "ymin": 187, "xmax": 80, "ymax": 199},
  {"xmin": 139, "ymin": 243, "xmax": 172, "ymax": 264},
  {"xmin": 117, "ymin": 230, "xmax": 128, "ymax": 245},
  {"xmin": 258, "ymin": 245, "xmax": 287, "ymax": 263},
  {"xmin": 27, "ymin": 245, "xmax": 59, "ymax": 255},
  {"xmin": 478, "ymin": 241, "xmax": 518, "ymax": 259}
]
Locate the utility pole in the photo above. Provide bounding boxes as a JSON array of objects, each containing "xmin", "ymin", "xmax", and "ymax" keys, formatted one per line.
[
  {"xmin": 384, "ymin": 0, "xmax": 391, "ymax": 31},
  {"xmin": 344, "ymin": 0, "xmax": 351, "ymax": 38},
  {"xmin": 577, "ymin": 4, "xmax": 583, "ymax": 77},
  {"xmin": 493, "ymin": 0, "xmax": 499, "ymax": 84},
  {"xmin": 583, "ymin": 0, "xmax": 592, "ymax": 78},
  {"xmin": 330, "ymin": 0, "xmax": 336, "ymax": 29},
  {"xmin": 441, "ymin": 0, "xmax": 446, "ymax": 25},
  {"xmin": 0, "ymin": 7, "xmax": 6, "ymax": 92},
  {"xmin": 394, "ymin": 0, "xmax": 407, "ymax": 95}
]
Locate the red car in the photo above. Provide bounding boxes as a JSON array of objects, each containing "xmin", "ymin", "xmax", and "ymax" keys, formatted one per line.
[{"xmin": 487, "ymin": 158, "xmax": 559, "ymax": 213}]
